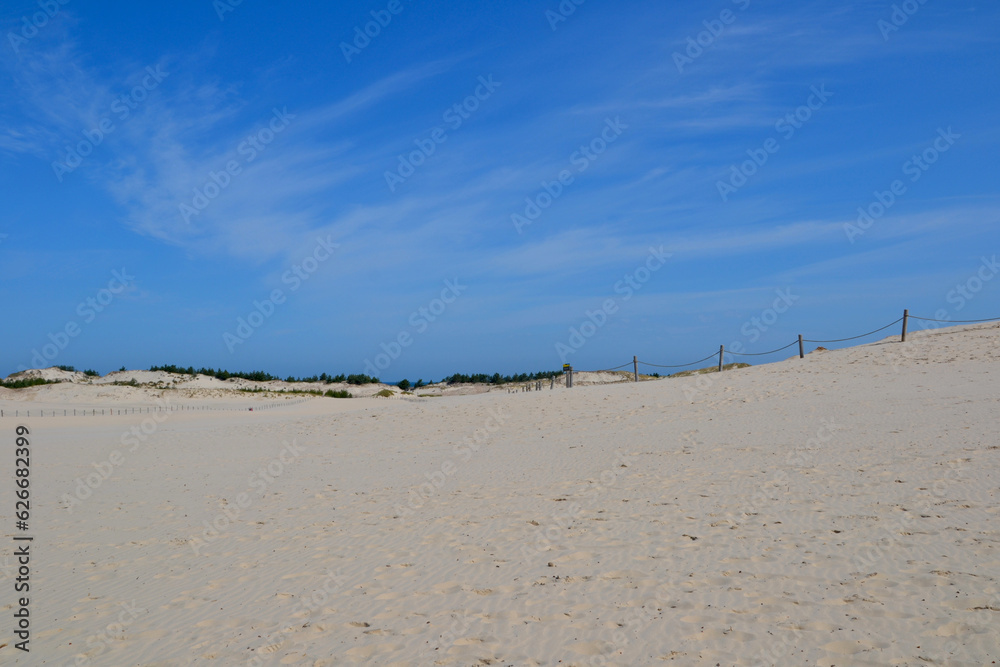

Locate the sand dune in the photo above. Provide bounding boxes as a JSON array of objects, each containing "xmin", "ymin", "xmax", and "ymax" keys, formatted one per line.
[
  {"xmin": 0, "ymin": 366, "xmax": 640, "ymax": 406},
  {"xmin": 1, "ymin": 323, "xmax": 998, "ymax": 665}
]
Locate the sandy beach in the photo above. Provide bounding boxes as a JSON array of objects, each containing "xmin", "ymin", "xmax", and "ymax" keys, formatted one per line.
[{"xmin": 1, "ymin": 322, "xmax": 998, "ymax": 665}]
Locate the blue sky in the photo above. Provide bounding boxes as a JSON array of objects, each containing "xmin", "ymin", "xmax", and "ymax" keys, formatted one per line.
[{"xmin": 1, "ymin": 0, "xmax": 998, "ymax": 381}]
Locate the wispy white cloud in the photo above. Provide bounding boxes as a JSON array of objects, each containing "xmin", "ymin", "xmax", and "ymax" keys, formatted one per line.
[
  {"xmin": 569, "ymin": 83, "xmax": 764, "ymax": 116},
  {"xmin": 1, "ymin": 38, "xmax": 462, "ymax": 262}
]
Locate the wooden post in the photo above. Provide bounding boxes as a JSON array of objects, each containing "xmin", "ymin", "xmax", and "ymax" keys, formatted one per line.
[
  {"xmin": 718, "ymin": 345, "xmax": 724, "ymax": 372},
  {"xmin": 798, "ymin": 334, "xmax": 804, "ymax": 359},
  {"xmin": 633, "ymin": 356, "xmax": 638, "ymax": 382},
  {"xmin": 550, "ymin": 376, "xmax": 555, "ymax": 390},
  {"xmin": 566, "ymin": 367, "xmax": 573, "ymax": 388},
  {"xmin": 901, "ymin": 309, "xmax": 909, "ymax": 342}
]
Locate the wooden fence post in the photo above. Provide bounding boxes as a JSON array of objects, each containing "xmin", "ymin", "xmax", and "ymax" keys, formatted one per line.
[
  {"xmin": 901, "ymin": 309, "xmax": 909, "ymax": 342},
  {"xmin": 718, "ymin": 345, "xmax": 724, "ymax": 372},
  {"xmin": 798, "ymin": 334, "xmax": 804, "ymax": 359},
  {"xmin": 633, "ymin": 356, "xmax": 638, "ymax": 382}
]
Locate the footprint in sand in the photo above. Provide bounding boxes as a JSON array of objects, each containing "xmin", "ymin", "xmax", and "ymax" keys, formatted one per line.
[
  {"xmin": 569, "ymin": 640, "xmax": 613, "ymax": 655},
  {"xmin": 344, "ymin": 643, "xmax": 403, "ymax": 658},
  {"xmin": 821, "ymin": 639, "xmax": 873, "ymax": 654}
]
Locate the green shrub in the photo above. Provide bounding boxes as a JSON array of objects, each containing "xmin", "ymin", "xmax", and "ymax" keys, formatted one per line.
[
  {"xmin": 83, "ymin": 369, "xmax": 100, "ymax": 377},
  {"xmin": 375, "ymin": 389, "xmax": 394, "ymax": 397},
  {"xmin": 325, "ymin": 390, "xmax": 352, "ymax": 398},
  {"xmin": 397, "ymin": 379, "xmax": 411, "ymax": 390},
  {"xmin": 2, "ymin": 377, "xmax": 60, "ymax": 389}
]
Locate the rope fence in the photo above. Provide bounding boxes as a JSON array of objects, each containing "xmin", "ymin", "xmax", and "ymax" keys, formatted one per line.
[
  {"xmin": 635, "ymin": 351, "xmax": 720, "ymax": 369},
  {"xmin": 7, "ymin": 310, "xmax": 1000, "ymax": 403},
  {"xmin": 728, "ymin": 340, "xmax": 800, "ymax": 357},
  {"xmin": 910, "ymin": 315, "xmax": 1000, "ymax": 324},
  {"xmin": 591, "ymin": 362, "xmax": 634, "ymax": 372},
  {"xmin": 564, "ymin": 309, "xmax": 1000, "ymax": 384},
  {"xmin": 801, "ymin": 317, "xmax": 904, "ymax": 344}
]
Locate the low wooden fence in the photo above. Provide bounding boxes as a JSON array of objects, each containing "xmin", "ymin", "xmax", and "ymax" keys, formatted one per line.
[{"xmin": 0, "ymin": 397, "xmax": 313, "ymax": 418}]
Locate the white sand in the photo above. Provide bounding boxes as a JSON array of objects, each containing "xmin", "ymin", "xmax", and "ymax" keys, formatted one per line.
[{"xmin": 1, "ymin": 323, "xmax": 998, "ymax": 665}]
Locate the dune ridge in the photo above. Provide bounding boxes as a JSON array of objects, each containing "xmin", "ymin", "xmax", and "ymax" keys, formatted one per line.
[{"xmin": 0, "ymin": 322, "xmax": 997, "ymax": 665}]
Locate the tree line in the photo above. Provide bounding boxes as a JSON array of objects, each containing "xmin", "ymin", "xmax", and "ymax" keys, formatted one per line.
[
  {"xmin": 148, "ymin": 365, "xmax": 380, "ymax": 385},
  {"xmin": 440, "ymin": 370, "xmax": 564, "ymax": 385}
]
